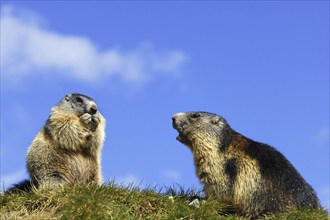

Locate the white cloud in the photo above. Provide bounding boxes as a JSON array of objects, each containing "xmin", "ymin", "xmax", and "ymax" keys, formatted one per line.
[{"xmin": 0, "ymin": 5, "xmax": 188, "ymax": 85}]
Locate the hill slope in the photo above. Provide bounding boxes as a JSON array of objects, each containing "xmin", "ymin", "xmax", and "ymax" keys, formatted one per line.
[{"xmin": 0, "ymin": 183, "xmax": 327, "ymax": 220}]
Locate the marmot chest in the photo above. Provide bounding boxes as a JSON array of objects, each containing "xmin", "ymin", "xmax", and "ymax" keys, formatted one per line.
[{"xmin": 62, "ymin": 151, "xmax": 98, "ymax": 184}]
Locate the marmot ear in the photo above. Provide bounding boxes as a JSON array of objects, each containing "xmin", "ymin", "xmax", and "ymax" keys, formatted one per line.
[
  {"xmin": 65, "ymin": 94, "xmax": 72, "ymax": 101},
  {"xmin": 211, "ymin": 116, "xmax": 220, "ymax": 125}
]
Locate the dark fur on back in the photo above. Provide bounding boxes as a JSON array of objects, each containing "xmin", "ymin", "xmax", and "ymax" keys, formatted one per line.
[
  {"xmin": 243, "ymin": 140, "xmax": 320, "ymax": 210},
  {"xmin": 5, "ymin": 180, "xmax": 33, "ymax": 194}
]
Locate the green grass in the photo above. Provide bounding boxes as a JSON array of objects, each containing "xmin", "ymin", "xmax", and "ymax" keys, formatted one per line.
[{"xmin": 0, "ymin": 183, "xmax": 328, "ymax": 220}]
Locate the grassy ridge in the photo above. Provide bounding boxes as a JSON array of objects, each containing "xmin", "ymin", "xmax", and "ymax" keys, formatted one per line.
[{"xmin": 0, "ymin": 183, "xmax": 328, "ymax": 220}]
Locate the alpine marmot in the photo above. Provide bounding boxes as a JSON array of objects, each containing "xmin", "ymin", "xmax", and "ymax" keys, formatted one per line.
[
  {"xmin": 172, "ymin": 111, "xmax": 320, "ymax": 219},
  {"xmin": 7, "ymin": 93, "xmax": 106, "ymax": 192}
]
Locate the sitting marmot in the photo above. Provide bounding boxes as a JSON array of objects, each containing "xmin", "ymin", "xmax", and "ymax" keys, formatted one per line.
[
  {"xmin": 172, "ymin": 111, "xmax": 320, "ymax": 219},
  {"xmin": 7, "ymin": 93, "xmax": 106, "ymax": 192}
]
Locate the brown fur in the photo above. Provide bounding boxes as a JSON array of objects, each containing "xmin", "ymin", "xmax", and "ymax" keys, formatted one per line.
[
  {"xmin": 26, "ymin": 93, "xmax": 106, "ymax": 189},
  {"xmin": 172, "ymin": 111, "xmax": 320, "ymax": 219}
]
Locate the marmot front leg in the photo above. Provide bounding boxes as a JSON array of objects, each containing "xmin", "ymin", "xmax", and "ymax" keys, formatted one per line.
[{"xmin": 38, "ymin": 176, "xmax": 66, "ymax": 190}]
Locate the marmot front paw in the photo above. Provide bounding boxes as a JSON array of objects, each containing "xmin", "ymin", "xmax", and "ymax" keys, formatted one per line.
[{"xmin": 80, "ymin": 113, "xmax": 100, "ymax": 131}]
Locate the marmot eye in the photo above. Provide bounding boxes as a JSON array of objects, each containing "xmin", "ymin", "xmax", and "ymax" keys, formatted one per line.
[
  {"xmin": 190, "ymin": 113, "xmax": 201, "ymax": 119},
  {"xmin": 75, "ymin": 97, "xmax": 83, "ymax": 103}
]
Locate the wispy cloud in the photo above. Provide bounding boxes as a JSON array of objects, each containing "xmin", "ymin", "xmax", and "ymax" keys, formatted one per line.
[
  {"xmin": 1, "ymin": 5, "xmax": 188, "ymax": 86},
  {"xmin": 314, "ymin": 127, "xmax": 330, "ymax": 143},
  {"xmin": 10, "ymin": 104, "xmax": 31, "ymax": 128},
  {"xmin": 0, "ymin": 169, "xmax": 27, "ymax": 190},
  {"xmin": 312, "ymin": 127, "xmax": 330, "ymax": 150},
  {"xmin": 114, "ymin": 174, "xmax": 143, "ymax": 187},
  {"xmin": 162, "ymin": 169, "xmax": 181, "ymax": 182},
  {"xmin": 317, "ymin": 185, "xmax": 330, "ymax": 212}
]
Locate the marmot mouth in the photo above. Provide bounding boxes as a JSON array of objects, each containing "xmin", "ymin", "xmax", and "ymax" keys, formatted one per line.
[
  {"xmin": 176, "ymin": 133, "xmax": 186, "ymax": 143},
  {"xmin": 174, "ymin": 128, "xmax": 190, "ymax": 145},
  {"xmin": 176, "ymin": 133, "xmax": 192, "ymax": 146},
  {"xmin": 172, "ymin": 121, "xmax": 191, "ymax": 145}
]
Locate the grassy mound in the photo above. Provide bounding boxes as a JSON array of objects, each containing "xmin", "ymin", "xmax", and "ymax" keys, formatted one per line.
[{"xmin": 0, "ymin": 183, "xmax": 327, "ymax": 220}]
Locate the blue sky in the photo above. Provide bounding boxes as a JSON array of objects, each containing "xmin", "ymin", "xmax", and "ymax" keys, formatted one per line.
[{"xmin": 1, "ymin": 1, "xmax": 329, "ymax": 210}]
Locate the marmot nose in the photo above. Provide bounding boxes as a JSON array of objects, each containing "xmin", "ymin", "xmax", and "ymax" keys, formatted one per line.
[
  {"xmin": 172, "ymin": 113, "xmax": 184, "ymax": 123},
  {"xmin": 172, "ymin": 116, "xmax": 181, "ymax": 128},
  {"xmin": 87, "ymin": 105, "xmax": 98, "ymax": 115}
]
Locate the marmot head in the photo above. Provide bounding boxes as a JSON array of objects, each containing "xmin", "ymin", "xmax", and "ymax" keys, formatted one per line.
[
  {"xmin": 172, "ymin": 111, "xmax": 229, "ymax": 149},
  {"xmin": 54, "ymin": 93, "xmax": 99, "ymax": 117}
]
